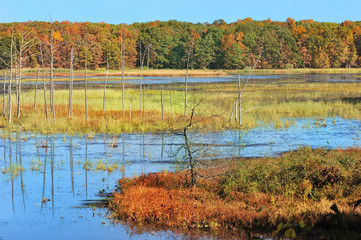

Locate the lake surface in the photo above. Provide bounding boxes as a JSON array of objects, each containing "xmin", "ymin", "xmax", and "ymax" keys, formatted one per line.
[
  {"xmin": 1, "ymin": 117, "xmax": 361, "ymax": 240},
  {"xmin": 1, "ymin": 73, "xmax": 360, "ymax": 91}
]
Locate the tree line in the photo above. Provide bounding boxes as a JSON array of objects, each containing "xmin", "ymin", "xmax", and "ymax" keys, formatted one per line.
[{"xmin": 0, "ymin": 18, "xmax": 361, "ymax": 71}]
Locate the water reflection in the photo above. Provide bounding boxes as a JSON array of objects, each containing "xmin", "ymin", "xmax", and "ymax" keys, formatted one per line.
[
  {"xmin": 85, "ymin": 137, "xmax": 88, "ymax": 198},
  {"xmin": 9, "ymin": 134, "xmax": 14, "ymax": 214},
  {"xmin": 51, "ymin": 135, "xmax": 55, "ymax": 216},
  {"xmin": 40, "ymin": 138, "xmax": 48, "ymax": 212},
  {"xmin": 2, "ymin": 74, "xmax": 361, "ymax": 88},
  {"xmin": 0, "ymin": 117, "xmax": 361, "ymax": 239}
]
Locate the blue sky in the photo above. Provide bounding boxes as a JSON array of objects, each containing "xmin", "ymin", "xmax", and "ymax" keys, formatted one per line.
[{"xmin": 1, "ymin": 0, "xmax": 360, "ymax": 24}]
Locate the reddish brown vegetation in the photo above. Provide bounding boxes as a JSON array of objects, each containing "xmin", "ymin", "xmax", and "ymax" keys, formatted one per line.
[
  {"xmin": 109, "ymin": 148, "xmax": 361, "ymax": 238},
  {"xmin": 110, "ymin": 172, "xmax": 270, "ymax": 231}
]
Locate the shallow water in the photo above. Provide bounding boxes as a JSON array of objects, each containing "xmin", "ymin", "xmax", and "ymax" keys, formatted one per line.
[
  {"xmin": 0, "ymin": 117, "xmax": 361, "ymax": 240},
  {"xmin": 1, "ymin": 74, "xmax": 360, "ymax": 91}
]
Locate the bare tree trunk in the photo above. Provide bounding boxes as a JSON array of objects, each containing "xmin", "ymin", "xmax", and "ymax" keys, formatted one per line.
[
  {"xmin": 8, "ymin": 28, "xmax": 14, "ymax": 123},
  {"xmin": 238, "ymin": 75, "xmax": 241, "ymax": 125},
  {"xmin": 229, "ymin": 98, "xmax": 238, "ymax": 122},
  {"xmin": 15, "ymin": 28, "xmax": 36, "ymax": 117},
  {"xmin": 42, "ymin": 68, "xmax": 48, "ymax": 122},
  {"xmin": 84, "ymin": 50, "xmax": 88, "ymax": 120},
  {"xmin": 142, "ymin": 83, "xmax": 145, "ymax": 125},
  {"xmin": 50, "ymin": 28, "xmax": 55, "ymax": 123},
  {"xmin": 14, "ymin": 77, "xmax": 18, "ymax": 113},
  {"xmin": 139, "ymin": 42, "xmax": 142, "ymax": 121},
  {"xmin": 229, "ymin": 52, "xmax": 263, "ymax": 124},
  {"xmin": 39, "ymin": 44, "xmax": 48, "ymax": 122},
  {"xmin": 184, "ymin": 57, "xmax": 189, "ymax": 118},
  {"xmin": 184, "ymin": 109, "xmax": 196, "ymax": 186},
  {"xmin": 15, "ymin": 70, "xmax": 19, "ymax": 118},
  {"xmin": 169, "ymin": 87, "xmax": 173, "ymax": 124},
  {"xmin": 184, "ymin": 40, "xmax": 194, "ymax": 118},
  {"xmin": 139, "ymin": 40, "xmax": 142, "ymax": 69},
  {"xmin": 161, "ymin": 90, "xmax": 164, "ymax": 121},
  {"xmin": 103, "ymin": 58, "xmax": 108, "ymax": 114},
  {"xmin": 184, "ymin": 128, "xmax": 195, "ymax": 186},
  {"xmin": 235, "ymin": 100, "xmax": 238, "ymax": 122},
  {"xmin": 146, "ymin": 46, "xmax": 150, "ymax": 69},
  {"xmin": 69, "ymin": 47, "xmax": 74, "ymax": 118},
  {"xmin": 8, "ymin": 75, "xmax": 11, "ymax": 123},
  {"xmin": 121, "ymin": 35, "xmax": 125, "ymax": 117},
  {"xmin": 139, "ymin": 68, "xmax": 142, "ymax": 120},
  {"xmin": 141, "ymin": 44, "xmax": 149, "ymax": 126},
  {"xmin": 17, "ymin": 41, "xmax": 22, "ymax": 118},
  {"xmin": 237, "ymin": 53, "xmax": 263, "ymax": 125},
  {"xmin": 139, "ymin": 43, "xmax": 148, "ymax": 124},
  {"xmin": 129, "ymin": 104, "xmax": 131, "ymax": 119},
  {"xmin": 34, "ymin": 65, "xmax": 39, "ymax": 109},
  {"xmin": 3, "ymin": 70, "xmax": 6, "ymax": 117}
]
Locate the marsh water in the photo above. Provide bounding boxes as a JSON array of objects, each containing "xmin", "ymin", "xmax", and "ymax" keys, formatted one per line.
[
  {"xmin": 1, "ymin": 73, "xmax": 361, "ymax": 239},
  {"xmin": 0, "ymin": 117, "xmax": 361, "ymax": 240}
]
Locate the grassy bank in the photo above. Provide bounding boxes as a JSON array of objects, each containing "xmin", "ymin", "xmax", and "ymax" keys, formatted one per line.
[
  {"xmin": 2, "ymin": 67, "xmax": 361, "ymax": 77},
  {"xmin": 227, "ymin": 67, "xmax": 361, "ymax": 75},
  {"xmin": 0, "ymin": 78, "xmax": 361, "ymax": 133},
  {"xmin": 109, "ymin": 147, "xmax": 361, "ymax": 239}
]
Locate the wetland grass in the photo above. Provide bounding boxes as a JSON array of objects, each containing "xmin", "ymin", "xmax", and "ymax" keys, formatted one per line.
[{"xmin": 0, "ymin": 80, "xmax": 360, "ymax": 134}]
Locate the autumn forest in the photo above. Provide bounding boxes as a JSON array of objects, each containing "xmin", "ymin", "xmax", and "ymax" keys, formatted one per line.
[{"xmin": 1, "ymin": 18, "xmax": 361, "ymax": 70}]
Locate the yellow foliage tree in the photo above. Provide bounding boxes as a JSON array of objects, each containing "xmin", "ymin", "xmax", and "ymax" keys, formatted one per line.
[{"xmin": 53, "ymin": 31, "xmax": 63, "ymax": 44}]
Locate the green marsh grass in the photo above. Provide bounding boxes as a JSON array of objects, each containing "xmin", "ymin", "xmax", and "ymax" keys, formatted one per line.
[{"xmin": 0, "ymin": 79, "xmax": 361, "ymax": 133}]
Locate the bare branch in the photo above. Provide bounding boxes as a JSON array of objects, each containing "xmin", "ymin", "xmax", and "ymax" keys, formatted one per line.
[{"xmin": 0, "ymin": 56, "xmax": 10, "ymax": 68}]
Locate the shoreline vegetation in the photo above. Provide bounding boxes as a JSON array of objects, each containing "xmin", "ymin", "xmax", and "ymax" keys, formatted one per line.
[
  {"xmin": 109, "ymin": 147, "xmax": 361, "ymax": 239},
  {"xmin": 3, "ymin": 67, "xmax": 361, "ymax": 78}
]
